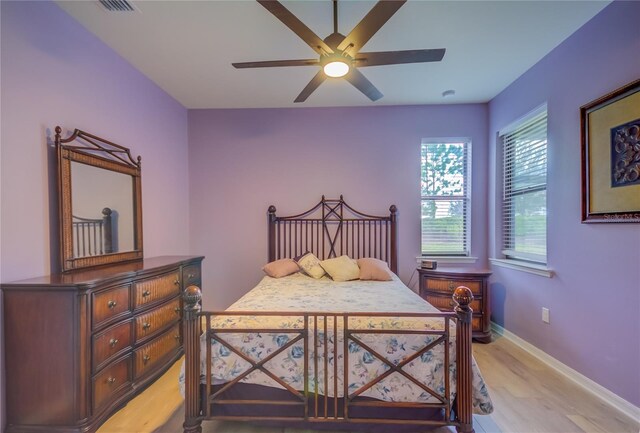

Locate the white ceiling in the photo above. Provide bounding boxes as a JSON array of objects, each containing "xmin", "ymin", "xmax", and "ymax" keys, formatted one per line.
[{"xmin": 57, "ymin": 0, "xmax": 609, "ymax": 109}]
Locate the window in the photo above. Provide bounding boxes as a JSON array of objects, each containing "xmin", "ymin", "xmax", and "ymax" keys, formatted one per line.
[
  {"xmin": 420, "ymin": 139, "xmax": 471, "ymax": 256},
  {"xmin": 500, "ymin": 106, "xmax": 547, "ymax": 263}
]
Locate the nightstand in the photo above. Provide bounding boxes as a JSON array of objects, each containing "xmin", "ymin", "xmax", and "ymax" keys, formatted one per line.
[{"xmin": 418, "ymin": 268, "xmax": 492, "ymax": 343}]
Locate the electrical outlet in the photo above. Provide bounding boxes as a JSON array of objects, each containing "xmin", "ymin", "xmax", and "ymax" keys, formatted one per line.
[{"xmin": 542, "ymin": 307, "xmax": 550, "ymax": 324}]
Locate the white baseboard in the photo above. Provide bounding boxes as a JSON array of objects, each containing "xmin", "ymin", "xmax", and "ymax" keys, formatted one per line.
[{"xmin": 491, "ymin": 322, "xmax": 640, "ymax": 423}]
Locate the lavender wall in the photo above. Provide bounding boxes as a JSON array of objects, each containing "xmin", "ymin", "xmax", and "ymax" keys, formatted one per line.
[
  {"xmin": 0, "ymin": 1, "xmax": 190, "ymax": 428},
  {"xmin": 188, "ymin": 105, "xmax": 488, "ymax": 310},
  {"xmin": 487, "ymin": 1, "xmax": 640, "ymax": 406}
]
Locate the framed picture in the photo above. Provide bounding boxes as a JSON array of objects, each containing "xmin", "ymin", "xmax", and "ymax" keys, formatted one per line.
[{"xmin": 580, "ymin": 79, "xmax": 640, "ymax": 223}]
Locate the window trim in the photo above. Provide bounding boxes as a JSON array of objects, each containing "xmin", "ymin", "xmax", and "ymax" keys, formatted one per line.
[
  {"xmin": 420, "ymin": 137, "xmax": 472, "ymax": 257},
  {"xmin": 498, "ymin": 104, "xmax": 547, "ymax": 136},
  {"xmin": 499, "ymin": 104, "xmax": 548, "ymax": 265},
  {"xmin": 417, "ymin": 256, "xmax": 478, "ymax": 264},
  {"xmin": 489, "ymin": 258, "xmax": 553, "ymax": 278}
]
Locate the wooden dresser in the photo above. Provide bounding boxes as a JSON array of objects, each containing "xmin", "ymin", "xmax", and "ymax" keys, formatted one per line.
[
  {"xmin": 418, "ymin": 268, "xmax": 492, "ymax": 343},
  {"xmin": 1, "ymin": 255, "xmax": 203, "ymax": 433}
]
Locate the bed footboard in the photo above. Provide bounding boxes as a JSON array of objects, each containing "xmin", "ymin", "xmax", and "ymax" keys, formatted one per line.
[
  {"xmin": 453, "ymin": 286, "xmax": 475, "ymax": 433},
  {"xmin": 183, "ymin": 286, "xmax": 203, "ymax": 433},
  {"xmin": 182, "ymin": 285, "xmax": 476, "ymax": 433}
]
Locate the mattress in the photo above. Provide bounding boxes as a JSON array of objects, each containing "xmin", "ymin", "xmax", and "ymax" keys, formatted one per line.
[{"xmin": 179, "ymin": 272, "xmax": 493, "ymax": 415}]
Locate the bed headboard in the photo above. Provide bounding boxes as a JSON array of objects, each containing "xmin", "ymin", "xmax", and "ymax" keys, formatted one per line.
[
  {"xmin": 72, "ymin": 207, "xmax": 114, "ymax": 258},
  {"xmin": 268, "ymin": 195, "xmax": 397, "ymax": 274}
]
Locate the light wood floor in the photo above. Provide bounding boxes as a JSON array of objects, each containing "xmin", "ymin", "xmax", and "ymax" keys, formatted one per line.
[{"xmin": 97, "ymin": 334, "xmax": 639, "ymax": 433}]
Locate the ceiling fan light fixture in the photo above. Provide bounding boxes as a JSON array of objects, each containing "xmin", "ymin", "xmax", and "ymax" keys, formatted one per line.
[{"xmin": 323, "ymin": 59, "xmax": 350, "ymax": 78}]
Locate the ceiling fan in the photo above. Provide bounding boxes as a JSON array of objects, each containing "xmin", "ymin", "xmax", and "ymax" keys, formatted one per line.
[{"xmin": 232, "ymin": 0, "xmax": 446, "ymax": 103}]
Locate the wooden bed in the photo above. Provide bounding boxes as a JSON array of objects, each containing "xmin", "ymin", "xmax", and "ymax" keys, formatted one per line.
[
  {"xmin": 182, "ymin": 196, "xmax": 477, "ymax": 433},
  {"xmin": 72, "ymin": 207, "xmax": 114, "ymax": 257}
]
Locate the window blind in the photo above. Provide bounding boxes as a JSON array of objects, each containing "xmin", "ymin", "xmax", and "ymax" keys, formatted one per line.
[
  {"xmin": 420, "ymin": 141, "xmax": 471, "ymax": 256},
  {"xmin": 501, "ymin": 108, "xmax": 547, "ymax": 263}
]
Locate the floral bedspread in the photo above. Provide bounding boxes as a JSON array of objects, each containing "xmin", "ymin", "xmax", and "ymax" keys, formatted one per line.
[{"xmin": 179, "ymin": 272, "xmax": 493, "ymax": 415}]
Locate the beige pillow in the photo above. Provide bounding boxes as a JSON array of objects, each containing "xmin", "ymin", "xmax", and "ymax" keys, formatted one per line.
[
  {"xmin": 296, "ymin": 252, "xmax": 326, "ymax": 279},
  {"xmin": 262, "ymin": 258, "xmax": 299, "ymax": 278},
  {"xmin": 320, "ymin": 255, "xmax": 360, "ymax": 282},
  {"xmin": 357, "ymin": 258, "xmax": 393, "ymax": 281}
]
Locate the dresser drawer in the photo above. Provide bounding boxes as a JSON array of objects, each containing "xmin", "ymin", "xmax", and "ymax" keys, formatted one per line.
[
  {"xmin": 93, "ymin": 284, "xmax": 131, "ymax": 329},
  {"xmin": 134, "ymin": 297, "xmax": 181, "ymax": 343},
  {"xmin": 92, "ymin": 354, "xmax": 132, "ymax": 412},
  {"xmin": 423, "ymin": 293, "xmax": 481, "ymax": 312},
  {"xmin": 134, "ymin": 271, "xmax": 181, "ymax": 310},
  {"xmin": 93, "ymin": 320, "xmax": 133, "ymax": 372},
  {"xmin": 182, "ymin": 264, "xmax": 201, "ymax": 287},
  {"xmin": 134, "ymin": 323, "xmax": 181, "ymax": 380},
  {"xmin": 422, "ymin": 277, "xmax": 482, "ymax": 296}
]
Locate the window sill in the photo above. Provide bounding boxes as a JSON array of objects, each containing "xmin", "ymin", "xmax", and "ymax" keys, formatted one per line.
[
  {"xmin": 417, "ymin": 256, "xmax": 478, "ymax": 264},
  {"xmin": 489, "ymin": 258, "xmax": 553, "ymax": 278}
]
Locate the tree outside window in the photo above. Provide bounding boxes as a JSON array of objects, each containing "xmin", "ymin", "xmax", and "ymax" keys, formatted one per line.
[{"xmin": 420, "ymin": 141, "xmax": 471, "ymax": 255}]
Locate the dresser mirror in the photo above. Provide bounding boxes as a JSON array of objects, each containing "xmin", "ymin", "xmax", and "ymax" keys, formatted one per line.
[{"xmin": 56, "ymin": 126, "xmax": 143, "ymax": 272}]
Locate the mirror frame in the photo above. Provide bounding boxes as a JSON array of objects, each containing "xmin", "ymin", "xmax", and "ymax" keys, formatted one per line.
[{"xmin": 56, "ymin": 126, "xmax": 143, "ymax": 272}]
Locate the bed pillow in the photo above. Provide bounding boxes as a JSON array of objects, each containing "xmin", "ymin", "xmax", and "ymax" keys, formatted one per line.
[
  {"xmin": 357, "ymin": 258, "xmax": 393, "ymax": 281},
  {"xmin": 296, "ymin": 252, "xmax": 326, "ymax": 279},
  {"xmin": 320, "ymin": 255, "xmax": 360, "ymax": 282},
  {"xmin": 262, "ymin": 258, "xmax": 299, "ymax": 278}
]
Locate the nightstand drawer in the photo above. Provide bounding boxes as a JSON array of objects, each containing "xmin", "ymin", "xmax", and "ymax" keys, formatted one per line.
[
  {"xmin": 472, "ymin": 316, "xmax": 482, "ymax": 332},
  {"xmin": 418, "ymin": 268, "xmax": 491, "ymax": 343},
  {"xmin": 423, "ymin": 277, "xmax": 482, "ymax": 295},
  {"xmin": 423, "ymin": 293, "xmax": 481, "ymax": 312}
]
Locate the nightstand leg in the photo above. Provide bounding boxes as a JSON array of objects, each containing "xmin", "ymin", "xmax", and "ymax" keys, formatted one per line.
[{"xmin": 474, "ymin": 334, "xmax": 492, "ymax": 344}]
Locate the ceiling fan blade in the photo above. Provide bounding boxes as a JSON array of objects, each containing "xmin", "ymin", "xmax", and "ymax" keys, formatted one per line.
[
  {"xmin": 337, "ymin": 0, "xmax": 406, "ymax": 54},
  {"xmin": 233, "ymin": 59, "xmax": 319, "ymax": 69},
  {"xmin": 354, "ymin": 49, "xmax": 446, "ymax": 67},
  {"xmin": 257, "ymin": 0, "xmax": 333, "ymax": 55},
  {"xmin": 344, "ymin": 68, "xmax": 383, "ymax": 101},
  {"xmin": 294, "ymin": 70, "xmax": 327, "ymax": 103}
]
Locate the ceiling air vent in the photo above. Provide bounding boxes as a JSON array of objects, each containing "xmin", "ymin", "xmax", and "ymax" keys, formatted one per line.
[{"xmin": 98, "ymin": 0, "xmax": 136, "ymax": 12}]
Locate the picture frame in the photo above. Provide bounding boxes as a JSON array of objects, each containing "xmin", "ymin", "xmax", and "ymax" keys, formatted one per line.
[{"xmin": 580, "ymin": 78, "xmax": 640, "ymax": 223}]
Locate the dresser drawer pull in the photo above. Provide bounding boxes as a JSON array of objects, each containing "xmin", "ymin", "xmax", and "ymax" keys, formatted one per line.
[
  {"xmin": 174, "ymin": 307, "xmax": 181, "ymax": 314},
  {"xmin": 187, "ymin": 273, "xmax": 195, "ymax": 279},
  {"xmin": 142, "ymin": 322, "xmax": 151, "ymax": 331},
  {"xmin": 174, "ymin": 334, "xmax": 181, "ymax": 341},
  {"xmin": 448, "ymin": 281, "xmax": 456, "ymax": 291},
  {"xmin": 173, "ymin": 279, "xmax": 180, "ymax": 286},
  {"xmin": 142, "ymin": 290, "xmax": 151, "ymax": 298},
  {"xmin": 143, "ymin": 354, "xmax": 151, "ymax": 364},
  {"xmin": 107, "ymin": 300, "xmax": 117, "ymax": 309},
  {"xmin": 449, "ymin": 300, "xmax": 455, "ymax": 307},
  {"xmin": 107, "ymin": 377, "xmax": 117, "ymax": 385},
  {"xmin": 109, "ymin": 338, "xmax": 119, "ymax": 348}
]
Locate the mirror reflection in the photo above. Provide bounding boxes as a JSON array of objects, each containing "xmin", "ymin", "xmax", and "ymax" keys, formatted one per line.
[{"xmin": 71, "ymin": 161, "xmax": 134, "ymax": 258}]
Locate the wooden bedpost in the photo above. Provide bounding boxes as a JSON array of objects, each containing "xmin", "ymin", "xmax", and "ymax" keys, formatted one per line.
[
  {"xmin": 389, "ymin": 205, "xmax": 397, "ymax": 274},
  {"xmin": 268, "ymin": 205, "xmax": 277, "ymax": 262},
  {"xmin": 183, "ymin": 285, "xmax": 203, "ymax": 433},
  {"xmin": 453, "ymin": 286, "xmax": 475, "ymax": 433},
  {"xmin": 102, "ymin": 207, "xmax": 113, "ymax": 254}
]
